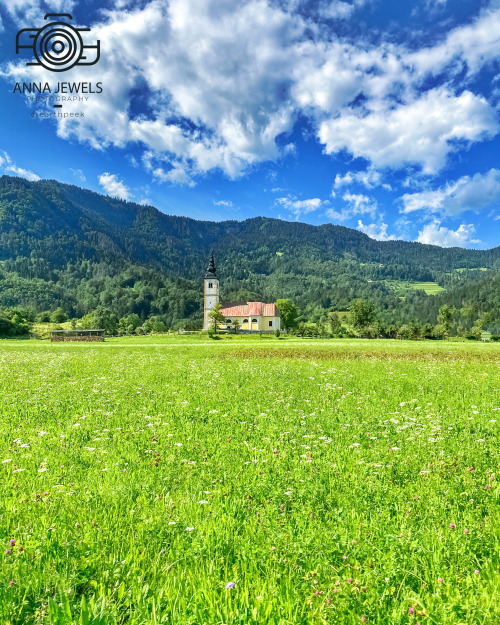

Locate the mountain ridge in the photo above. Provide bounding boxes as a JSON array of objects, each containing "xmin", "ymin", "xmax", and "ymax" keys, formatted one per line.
[{"xmin": 0, "ymin": 175, "xmax": 498, "ymax": 329}]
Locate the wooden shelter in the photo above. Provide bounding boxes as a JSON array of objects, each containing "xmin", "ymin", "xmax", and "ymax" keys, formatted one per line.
[{"xmin": 50, "ymin": 329, "xmax": 105, "ymax": 342}]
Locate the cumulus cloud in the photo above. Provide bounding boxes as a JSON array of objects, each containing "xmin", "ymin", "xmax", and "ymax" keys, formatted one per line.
[
  {"xmin": 0, "ymin": 0, "xmax": 76, "ymax": 24},
  {"xmin": 327, "ymin": 191, "xmax": 378, "ymax": 221},
  {"xmin": 214, "ymin": 200, "xmax": 233, "ymax": 207},
  {"xmin": 357, "ymin": 220, "xmax": 397, "ymax": 241},
  {"xmin": 334, "ymin": 169, "xmax": 384, "ymax": 190},
  {"xmin": 277, "ymin": 196, "xmax": 324, "ymax": 219},
  {"xmin": 401, "ymin": 168, "xmax": 500, "ymax": 216},
  {"xmin": 0, "ymin": 151, "xmax": 40, "ymax": 181},
  {"xmin": 417, "ymin": 220, "xmax": 480, "ymax": 247},
  {"xmin": 1, "ymin": 0, "xmax": 500, "ymax": 185},
  {"xmin": 98, "ymin": 172, "xmax": 131, "ymax": 200},
  {"xmin": 319, "ymin": 88, "xmax": 498, "ymax": 174},
  {"xmin": 317, "ymin": 1, "xmax": 367, "ymax": 19}
]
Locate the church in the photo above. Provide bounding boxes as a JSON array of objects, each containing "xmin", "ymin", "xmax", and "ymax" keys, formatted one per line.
[{"xmin": 203, "ymin": 255, "xmax": 281, "ymax": 332}]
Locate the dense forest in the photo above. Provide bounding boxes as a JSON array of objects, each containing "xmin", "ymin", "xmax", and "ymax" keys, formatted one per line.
[{"xmin": 0, "ymin": 174, "xmax": 499, "ymax": 333}]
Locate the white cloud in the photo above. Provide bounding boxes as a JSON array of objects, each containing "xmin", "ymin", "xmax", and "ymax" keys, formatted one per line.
[
  {"xmin": 0, "ymin": 151, "xmax": 40, "ymax": 181},
  {"xmin": 214, "ymin": 200, "xmax": 233, "ymax": 207},
  {"xmin": 277, "ymin": 196, "xmax": 324, "ymax": 219},
  {"xmin": 327, "ymin": 191, "xmax": 378, "ymax": 221},
  {"xmin": 2, "ymin": 0, "xmax": 500, "ymax": 184},
  {"xmin": 152, "ymin": 165, "xmax": 194, "ymax": 187},
  {"xmin": 98, "ymin": 172, "xmax": 131, "ymax": 200},
  {"xmin": 409, "ymin": 3, "xmax": 500, "ymax": 79},
  {"xmin": 1, "ymin": 0, "xmax": 76, "ymax": 24},
  {"xmin": 318, "ymin": 1, "xmax": 356, "ymax": 19},
  {"xmin": 319, "ymin": 88, "xmax": 498, "ymax": 174},
  {"xmin": 357, "ymin": 220, "xmax": 397, "ymax": 241},
  {"xmin": 416, "ymin": 220, "xmax": 480, "ymax": 247},
  {"xmin": 70, "ymin": 168, "xmax": 86, "ymax": 182},
  {"xmin": 401, "ymin": 168, "xmax": 500, "ymax": 216},
  {"xmin": 334, "ymin": 168, "xmax": 383, "ymax": 189}
]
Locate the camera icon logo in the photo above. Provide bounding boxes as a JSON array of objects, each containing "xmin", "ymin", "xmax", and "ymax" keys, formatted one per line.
[{"xmin": 16, "ymin": 13, "xmax": 100, "ymax": 72}]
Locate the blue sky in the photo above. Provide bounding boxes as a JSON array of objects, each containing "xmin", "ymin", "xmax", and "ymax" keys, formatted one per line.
[{"xmin": 0, "ymin": 0, "xmax": 499, "ymax": 247}]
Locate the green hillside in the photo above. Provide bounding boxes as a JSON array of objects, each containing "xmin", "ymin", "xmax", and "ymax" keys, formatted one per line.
[{"xmin": 0, "ymin": 175, "xmax": 499, "ymax": 330}]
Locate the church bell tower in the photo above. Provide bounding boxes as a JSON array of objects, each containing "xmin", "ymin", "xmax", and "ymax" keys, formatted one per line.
[{"xmin": 203, "ymin": 254, "xmax": 219, "ymax": 330}]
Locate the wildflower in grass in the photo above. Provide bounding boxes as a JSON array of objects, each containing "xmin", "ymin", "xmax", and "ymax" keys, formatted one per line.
[
  {"xmin": 449, "ymin": 523, "xmax": 455, "ymax": 530},
  {"xmin": 271, "ymin": 546, "xmax": 276, "ymax": 551},
  {"xmin": 474, "ymin": 569, "xmax": 479, "ymax": 575},
  {"xmin": 198, "ymin": 500, "xmax": 209, "ymax": 504},
  {"xmin": 18, "ymin": 546, "xmax": 23, "ymax": 552},
  {"xmin": 9, "ymin": 580, "xmax": 15, "ymax": 586},
  {"xmin": 408, "ymin": 607, "xmax": 415, "ymax": 615},
  {"xmin": 185, "ymin": 527, "xmax": 194, "ymax": 531},
  {"xmin": 347, "ymin": 578, "xmax": 353, "ymax": 584},
  {"xmin": 343, "ymin": 555, "xmax": 347, "ymax": 559},
  {"xmin": 225, "ymin": 582, "xmax": 235, "ymax": 589},
  {"xmin": 438, "ymin": 577, "xmax": 444, "ymax": 583},
  {"xmin": 485, "ymin": 484, "xmax": 492, "ymax": 490},
  {"xmin": 464, "ymin": 528, "xmax": 469, "ymax": 534},
  {"xmin": 9, "ymin": 539, "xmax": 15, "ymax": 547},
  {"xmin": 75, "ymin": 523, "xmax": 80, "ymax": 528},
  {"xmin": 5, "ymin": 549, "xmax": 11, "ymax": 555}
]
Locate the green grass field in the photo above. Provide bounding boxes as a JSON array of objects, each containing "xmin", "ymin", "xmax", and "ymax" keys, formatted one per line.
[
  {"xmin": 385, "ymin": 280, "xmax": 445, "ymax": 298},
  {"xmin": 1, "ymin": 337, "xmax": 499, "ymax": 624},
  {"xmin": 407, "ymin": 282, "xmax": 445, "ymax": 295}
]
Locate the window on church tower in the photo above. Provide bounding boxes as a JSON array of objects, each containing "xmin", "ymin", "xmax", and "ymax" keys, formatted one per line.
[{"xmin": 208, "ymin": 282, "xmax": 213, "ymax": 289}]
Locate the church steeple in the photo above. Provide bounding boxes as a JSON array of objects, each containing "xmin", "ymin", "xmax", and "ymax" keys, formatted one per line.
[{"xmin": 205, "ymin": 254, "xmax": 217, "ymax": 278}]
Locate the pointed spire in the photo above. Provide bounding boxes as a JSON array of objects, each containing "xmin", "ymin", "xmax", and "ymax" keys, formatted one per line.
[{"xmin": 205, "ymin": 253, "xmax": 217, "ymax": 278}]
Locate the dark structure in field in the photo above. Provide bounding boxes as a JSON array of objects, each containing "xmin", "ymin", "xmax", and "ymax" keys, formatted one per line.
[{"xmin": 50, "ymin": 329, "xmax": 105, "ymax": 342}]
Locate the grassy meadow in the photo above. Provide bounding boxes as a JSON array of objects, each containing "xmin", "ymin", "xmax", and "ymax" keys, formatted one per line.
[{"xmin": 1, "ymin": 336, "xmax": 499, "ymax": 624}]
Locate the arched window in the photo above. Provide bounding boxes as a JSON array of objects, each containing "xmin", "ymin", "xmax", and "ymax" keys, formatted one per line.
[
  {"xmin": 252, "ymin": 319, "xmax": 257, "ymax": 323},
  {"xmin": 208, "ymin": 282, "xmax": 213, "ymax": 289},
  {"xmin": 226, "ymin": 319, "xmax": 232, "ymax": 324},
  {"xmin": 242, "ymin": 319, "xmax": 249, "ymax": 325}
]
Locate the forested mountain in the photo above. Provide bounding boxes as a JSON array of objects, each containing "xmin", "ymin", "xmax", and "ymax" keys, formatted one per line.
[{"xmin": 0, "ymin": 174, "xmax": 499, "ymax": 330}]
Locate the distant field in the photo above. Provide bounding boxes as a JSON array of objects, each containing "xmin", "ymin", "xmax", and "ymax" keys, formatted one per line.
[
  {"xmin": 455, "ymin": 268, "xmax": 488, "ymax": 273},
  {"xmin": 386, "ymin": 280, "xmax": 445, "ymax": 297},
  {"xmin": 407, "ymin": 281, "xmax": 445, "ymax": 295},
  {"xmin": 1, "ymin": 338, "xmax": 499, "ymax": 624}
]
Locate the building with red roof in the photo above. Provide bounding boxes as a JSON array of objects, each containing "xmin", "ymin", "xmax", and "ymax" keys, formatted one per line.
[{"xmin": 203, "ymin": 255, "xmax": 280, "ymax": 332}]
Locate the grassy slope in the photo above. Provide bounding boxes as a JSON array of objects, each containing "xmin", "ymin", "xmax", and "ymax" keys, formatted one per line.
[{"xmin": 1, "ymin": 339, "xmax": 499, "ymax": 624}]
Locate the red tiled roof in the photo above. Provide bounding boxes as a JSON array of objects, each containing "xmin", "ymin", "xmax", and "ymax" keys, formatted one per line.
[{"xmin": 220, "ymin": 302, "xmax": 279, "ymax": 317}]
